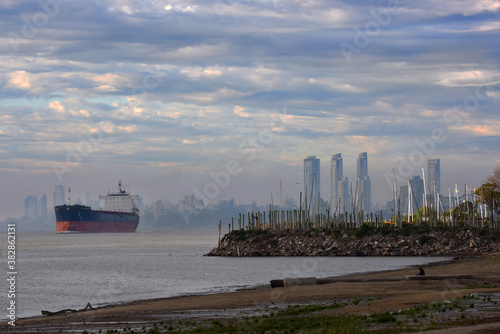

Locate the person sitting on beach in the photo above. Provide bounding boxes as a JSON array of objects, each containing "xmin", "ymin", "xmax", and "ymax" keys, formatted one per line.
[{"xmin": 417, "ymin": 267, "xmax": 425, "ymax": 276}]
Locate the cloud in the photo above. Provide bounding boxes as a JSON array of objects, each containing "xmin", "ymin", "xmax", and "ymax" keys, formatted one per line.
[
  {"xmin": 180, "ymin": 66, "xmax": 223, "ymax": 78},
  {"xmin": 308, "ymin": 77, "xmax": 365, "ymax": 93},
  {"xmin": 435, "ymin": 70, "xmax": 500, "ymax": 87},
  {"xmin": 8, "ymin": 71, "xmax": 31, "ymax": 89},
  {"xmin": 411, "ymin": 0, "xmax": 500, "ymax": 17},
  {"xmin": 233, "ymin": 106, "xmax": 250, "ymax": 118},
  {"xmin": 0, "ymin": 0, "xmax": 499, "ymax": 220},
  {"xmin": 165, "ymin": 44, "xmax": 228, "ymax": 59},
  {"xmin": 48, "ymin": 100, "xmax": 65, "ymax": 112}
]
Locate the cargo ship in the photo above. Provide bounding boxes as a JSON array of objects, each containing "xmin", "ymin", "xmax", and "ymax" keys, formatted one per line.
[{"xmin": 55, "ymin": 181, "xmax": 139, "ymax": 233}]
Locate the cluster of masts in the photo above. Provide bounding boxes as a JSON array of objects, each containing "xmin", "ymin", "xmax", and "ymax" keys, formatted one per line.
[
  {"xmin": 247, "ymin": 169, "xmax": 495, "ymax": 230},
  {"xmin": 393, "ymin": 168, "xmax": 491, "ymax": 227}
]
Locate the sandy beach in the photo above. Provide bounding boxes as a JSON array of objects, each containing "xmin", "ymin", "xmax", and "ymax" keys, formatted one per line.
[{"xmin": 4, "ymin": 254, "xmax": 500, "ymax": 333}]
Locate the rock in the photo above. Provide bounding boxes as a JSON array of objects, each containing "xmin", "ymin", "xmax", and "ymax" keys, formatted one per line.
[{"xmin": 205, "ymin": 228, "xmax": 500, "ymax": 257}]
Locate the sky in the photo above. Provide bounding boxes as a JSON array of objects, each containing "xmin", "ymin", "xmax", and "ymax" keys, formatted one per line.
[{"xmin": 1, "ymin": 0, "xmax": 499, "ymax": 221}]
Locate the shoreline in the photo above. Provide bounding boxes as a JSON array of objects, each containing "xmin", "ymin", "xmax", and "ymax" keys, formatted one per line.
[
  {"xmin": 5, "ymin": 254, "xmax": 500, "ymax": 333},
  {"xmin": 16, "ymin": 255, "xmax": 452, "ymax": 320}
]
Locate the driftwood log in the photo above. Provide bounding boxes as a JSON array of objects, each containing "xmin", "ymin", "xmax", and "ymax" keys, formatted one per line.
[{"xmin": 41, "ymin": 302, "xmax": 94, "ymax": 316}]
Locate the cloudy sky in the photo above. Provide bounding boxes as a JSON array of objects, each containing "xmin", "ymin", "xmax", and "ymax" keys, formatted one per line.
[{"xmin": 1, "ymin": 0, "xmax": 499, "ymax": 221}]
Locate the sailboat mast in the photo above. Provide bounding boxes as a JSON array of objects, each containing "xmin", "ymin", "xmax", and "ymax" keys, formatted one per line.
[
  {"xmin": 407, "ymin": 180, "xmax": 411, "ymax": 222},
  {"xmin": 392, "ymin": 169, "xmax": 398, "ymax": 227},
  {"xmin": 448, "ymin": 188, "xmax": 452, "ymax": 224}
]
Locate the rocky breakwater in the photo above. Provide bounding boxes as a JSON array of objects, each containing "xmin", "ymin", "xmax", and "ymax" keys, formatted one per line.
[{"xmin": 205, "ymin": 227, "xmax": 500, "ymax": 257}]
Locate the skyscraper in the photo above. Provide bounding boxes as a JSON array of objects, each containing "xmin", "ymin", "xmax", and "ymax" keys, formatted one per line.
[
  {"xmin": 357, "ymin": 152, "xmax": 371, "ymax": 212},
  {"xmin": 338, "ymin": 176, "xmax": 350, "ymax": 213},
  {"xmin": 304, "ymin": 156, "xmax": 320, "ymax": 212},
  {"xmin": 357, "ymin": 152, "xmax": 368, "ymax": 179},
  {"xmin": 330, "ymin": 154, "xmax": 350, "ymax": 214},
  {"xmin": 53, "ymin": 185, "xmax": 65, "ymax": 207},
  {"xmin": 330, "ymin": 153, "xmax": 342, "ymax": 211},
  {"xmin": 427, "ymin": 159, "xmax": 441, "ymax": 196},
  {"xmin": 24, "ymin": 195, "xmax": 37, "ymax": 219},
  {"xmin": 39, "ymin": 194, "xmax": 48, "ymax": 217},
  {"xmin": 400, "ymin": 175, "xmax": 425, "ymax": 213}
]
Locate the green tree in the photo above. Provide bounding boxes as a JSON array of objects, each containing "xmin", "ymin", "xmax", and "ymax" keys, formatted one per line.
[
  {"xmin": 488, "ymin": 166, "xmax": 500, "ymax": 185},
  {"xmin": 452, "ymin": 201, "xmax": 477, "ymax": 222},
  {"xmin": 475, "ymin": 182, "xmax": 500, "ymax": 216},
  {"xmin": 475, "ymin": 166, "xmax": 500, "ymax": 220}
]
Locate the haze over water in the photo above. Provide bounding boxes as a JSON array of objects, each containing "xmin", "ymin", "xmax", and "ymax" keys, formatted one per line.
[{"xmin": 0, "ymin": 230, "xmax": 450, "ymax": 318}]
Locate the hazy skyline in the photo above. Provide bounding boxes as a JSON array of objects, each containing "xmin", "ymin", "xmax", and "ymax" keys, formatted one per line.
[{"xmin": 1, "ymin": 0, "xmax": 499, "ymax": 221}]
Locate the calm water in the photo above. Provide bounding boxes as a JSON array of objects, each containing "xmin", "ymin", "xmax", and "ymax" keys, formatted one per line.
[{"xmin": 0, "ymin": 230, "xmax": 450, "ymax": 318}]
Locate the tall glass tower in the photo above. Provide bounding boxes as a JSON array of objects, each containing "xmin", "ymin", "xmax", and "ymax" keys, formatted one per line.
[
  {"xmin": 330, "ymin": 153, "xmax": 342, "ymax": 210},
  {"xmin": 304, "ymin": 156, "xmax": 320, "ymax": 212},
  {"xmin": 357, "ymin": 152, "xmax": 371, "ymax": 212},
  {"xmin": 427, "ymin": 158, "xmax": 441, "ymax": 205},
  {"xmin": 53, "ymin": 185, "xmax": 65, "ymax": 206}
]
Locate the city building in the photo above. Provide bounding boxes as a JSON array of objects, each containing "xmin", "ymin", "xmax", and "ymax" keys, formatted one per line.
[
  {"xmin": 357, "ymin": 152, "xmax": 372, "ymax": 212},
  {"xmin": 330, "ymin": 153, "xmax": 350, "ymax": 214},
  {"xmin": 39, "ymin": 194, "xmax": 48, "ymax": 217},
  {"xmin": 53, "ymin": 185, "xmax": 65, "ymax": 207},
  {"xmin": 427, "ymin": 158, "xmax": 441, "ymax": 206},
  {"xmin": 338, "ymin": 176, "xmax": 350, "ymax": 214},
  {"xmin": 304, "ymin": 156, "xmax": 320, "ymax": 213},
  {"xmin": 24, "ymin": 195, "xmax": 37, "ymax": 219},
  {"xmin": 330, "ymin": 153, "xmax": 342, "ymax": 211},
  {"xmin": 153, "ymin": 200, "xmax": 164, "ymax": 223},
  {"xmin": 400, "ymin": 175, "xmax": 425, "ymax": 214}
]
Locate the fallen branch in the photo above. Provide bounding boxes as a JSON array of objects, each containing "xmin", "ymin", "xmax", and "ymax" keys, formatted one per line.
[{"xmin": 42, "ymin": 302, "xmax": 94, "ymax": 316}]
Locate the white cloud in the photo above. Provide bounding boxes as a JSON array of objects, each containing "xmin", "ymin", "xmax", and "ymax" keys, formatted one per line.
[
  {"xmin": 8, "ymin": 71, "xmax": 31, "ymax": 89},
  {"xmin": 414, "ymin": 0, "xmax": 500, "ymax": 17},
  {"xmin": 165, "ymin": 44, "xmax": 227, "ymax": 59},
  {"xmin": 180, "ymin": 66, "xmax": 223, "ymax": 78},
  {"xmin": 308, "ymin": 77, "xmax": 365, "ymax": 93},
  {"xmin": 48, "ymin": 101, "xmax": 65, "ymax": 112},
  {"xmin": 435, "ymin": 70, "xmax": 500, "ymax": 87},
  {"xmin": 233, "ymin": 106, "xmax": 250, "ymax": 118}
]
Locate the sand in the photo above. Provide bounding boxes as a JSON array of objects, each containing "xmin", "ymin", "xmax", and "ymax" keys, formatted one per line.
[{"xmin": 3, "ymin": 254, "xmax": 500, "ymax": 333}]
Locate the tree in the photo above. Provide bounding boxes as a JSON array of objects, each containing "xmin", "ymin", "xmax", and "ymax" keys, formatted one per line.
[
  {"xmin": 475, "ymin": 183, "xmax": 500, "ymax": 216},
  {"xmin": 452, "ymin": 201, "xmax": 477, "ymax": 222},
  {"xmin": 487, "ymin": 166, "xmax": 500, "ymax": 186},
  {"xmin": 475, "ymin": 166, "xmax": 500, "ymax": 217}
]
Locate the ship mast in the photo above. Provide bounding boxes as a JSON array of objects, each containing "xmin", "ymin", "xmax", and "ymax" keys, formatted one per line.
[{"xmin": 68, "ymin": 187, "xmax": 72, "ymax": 205}]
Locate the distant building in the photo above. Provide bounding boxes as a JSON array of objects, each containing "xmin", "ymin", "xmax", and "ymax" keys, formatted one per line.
[
  {"xmin": 153, "ymin": 200, "xmax": 164, "ymax": 223},
  {"xmin": 85, "ymin": 192, "xmax": 92, "ymax": 205},
  {"xmin": 357, "ymin": 152, "xmax": 368, "ymax": 178},
  {"xmin": 330, "ymin": 153, "xmax": 342, "ymax": 211},
  {"xmin": 53, "ymin": 185, "xmax": 65, "ymax": 207},
  {"xmin": 400, "ymin": 176, "xmax": 425, "ymax": 213},
  {"xmin": 304, "ymin": 156, "xmax": 320, "ymax": 213},
  {"xmin": 427, "ymin": 159, "xmax": 441, "ymax": 206},
  {"xmin": 338, "ymin": 176, "xmax": 350, "ymax": 213},
  {"xmin": 85, "ymin": 192, "xmax": 99, "ymax": 210},
  {"xmin": 357, "ymin": 152, "xmax": 371, "ymax": 212},
  {"xmin": 24, "ymin": 195, "xmax": 38, "ymax": 219},
  {"xmin": 330, "ymin": 154, "xmax": 350, "ymax": 214},
  {"xmin": 39, "ymin": 194, "xmax": 48, "ymax": 217}
]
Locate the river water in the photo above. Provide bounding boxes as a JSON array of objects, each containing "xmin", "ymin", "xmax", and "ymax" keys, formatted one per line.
[{"xmin": 0, "ymin": 229, "xmax": 450, "ymax": 318}]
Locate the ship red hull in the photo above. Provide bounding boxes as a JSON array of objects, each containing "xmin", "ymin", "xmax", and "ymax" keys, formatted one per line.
[{"xmin": 56, "ymin": 220, "xmax": 139, "ymax": 233}]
